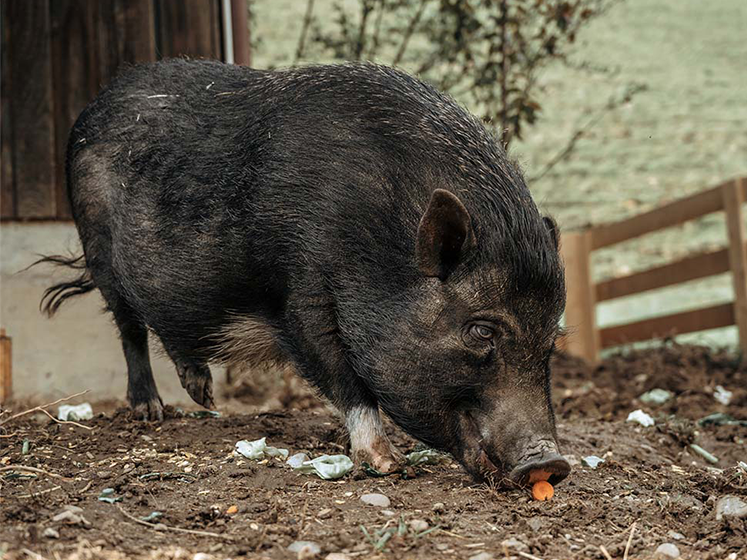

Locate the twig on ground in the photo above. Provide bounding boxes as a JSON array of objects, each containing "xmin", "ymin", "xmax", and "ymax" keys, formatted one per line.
[
  {"xmin": 600, "ymin": 544, "xmax": 613, "ymax": 560},
  {"xmin": 623, "ymin": 521, "xmax": 637, "ymax": 560},
  {"xmin": 0, "ymin": 391, "xmax": 90, "ymax": 426},
  {"xmin": 37, "ymin": 407, "xmax": 93, "ymax": 431},
  {"xmin": 1, "ymin": 465, "xmax": 73, "ymax": 482},
  {"xmin": 19, "ymin": 485, "xmax": 62, "ymax": 499},
  {"xmin": 21, "ymin": 549, "xmax": 49, "ymax": 560},
  {"xmin": 117, "ymin": 505, "xmax": 235, "ymax": 540},
  {"xmin": 516, "ymin": 551, "xmax": 544, "ymax": 560}
]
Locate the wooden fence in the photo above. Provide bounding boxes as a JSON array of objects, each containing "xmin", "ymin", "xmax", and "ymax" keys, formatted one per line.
[
  {"xmin": 1, "ymin": 0, "xmax": 240, "ymax": 221},
  {"xmin": 561, "ymin": 176, "xmax": 747, "ymax": 363}
]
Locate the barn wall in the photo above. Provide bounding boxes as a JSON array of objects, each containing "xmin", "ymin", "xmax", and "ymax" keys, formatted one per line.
[
  {"xmin": 0, "ymin": 223, "xmax": 226, "ymax": 403},
  {"xmin": 1, "ymin": 0, "xmax": 224, "ymax": 221},
  {"xmin": 1, "ymin": 0, "xmax": 227, "ymax": 402}
]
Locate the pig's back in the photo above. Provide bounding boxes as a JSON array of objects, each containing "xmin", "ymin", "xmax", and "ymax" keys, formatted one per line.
[{"xmin": 66, "ymin": 59, "xmax": 526, "ymax": 351}]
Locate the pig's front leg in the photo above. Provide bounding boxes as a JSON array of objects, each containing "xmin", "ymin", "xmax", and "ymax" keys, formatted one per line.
[
  {"xmin": 345, "ymin": 404, "xmax": 404, "ymax": 474},
  {"xmin": 287, "ymin": 283, "xmax": 404, "ymax": 474}
]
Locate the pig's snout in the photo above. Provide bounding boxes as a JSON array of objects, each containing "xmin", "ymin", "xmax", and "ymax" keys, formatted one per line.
[{"xmin": 508, "ymin": 440, "xmax": 571, "ymax": 486}]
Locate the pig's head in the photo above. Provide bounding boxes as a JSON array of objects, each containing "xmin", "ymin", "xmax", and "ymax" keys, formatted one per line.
[{"xmin": 351, "ymin": 187, "xmax": 569, "ymax": 486}]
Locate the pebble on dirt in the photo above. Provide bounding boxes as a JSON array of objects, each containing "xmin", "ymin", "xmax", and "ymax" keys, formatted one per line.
[
  {"xmin": 639, "ymin": 388, "xmax": 673, "ymax": 404},
  {"xmin": 501, "ymin": 537, "xmax": 528, "ymax": 551},
  {"xmin": 359, "ymin": 493, "xmax": 390, "ymax": 507},
  {"xmin": 42, "ymin": 527, "xmax": 60, "ymax": 539},
  {"xmin": 324, "ymin": 554, "xmax": 352, "ymax": 560},
  {"xmin": 409, "ymin": 519, "xmax": 429, "ymax": 532},
  {"xmin": 654, "ymin": 543, "xmax": 681, "ymax": 558},
  {"xmin": 715, "ymin": 495, "xmax": 747, "ymax": 520},
  {"xmin": 432, "ymin": 502, "xmax": 445, "ymax": 513},
  {"xmin": 468, "ymin": 552, "xmax": 495, "ymax": 560}
]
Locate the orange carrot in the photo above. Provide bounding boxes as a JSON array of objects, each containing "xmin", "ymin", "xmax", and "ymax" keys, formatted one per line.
[{"xmin": 532, "ymin": 480, "xmax": 554, "ymax": 501}]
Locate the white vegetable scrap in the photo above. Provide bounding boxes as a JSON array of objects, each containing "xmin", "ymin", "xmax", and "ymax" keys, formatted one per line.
[
  {"xmin": 58, "ymin": 403, "xmax": 94, "ymax": 421},
  {"xmin": 292, "ymin": 454, "xmax": 354, "ymax": 480},
  {"xmin": 626, "ymin": 409, "xmax": 655, "ymax": 427},
  {"xmin": 234, "ymin": 437, "xmax": 289, "ymax": 460},
  {"xmin": 713, "ymin": 385, "xmax": 733, "ymax": 405}
]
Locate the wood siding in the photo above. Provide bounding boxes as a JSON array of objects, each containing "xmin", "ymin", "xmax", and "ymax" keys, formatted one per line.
[{"xmin": 1, "ymin": 0, "xmax": 224, "ymax": 221}]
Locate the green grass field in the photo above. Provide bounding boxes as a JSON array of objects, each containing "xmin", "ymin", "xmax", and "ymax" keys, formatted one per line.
[{"xmin": 250, "ymin": 0, "xmax": 747, "ymax": 347}]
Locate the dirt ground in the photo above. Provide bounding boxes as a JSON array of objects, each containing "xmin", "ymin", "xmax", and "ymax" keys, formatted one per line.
[{"xmin": 1, "ymin": 343, "xmax": 745, "ymax": 560}]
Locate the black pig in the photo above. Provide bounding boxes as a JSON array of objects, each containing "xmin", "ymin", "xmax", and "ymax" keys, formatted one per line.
[{"xmin": 41, "ymin": 60, "xmax": 570, "ymax": 485}]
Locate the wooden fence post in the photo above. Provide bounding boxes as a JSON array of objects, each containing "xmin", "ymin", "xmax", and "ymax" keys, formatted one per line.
[
  {"xmin": 0, "ymin": 329, "xmax": 11, "ymax": 403},
  {"xmin": 722, "ymin": 178, "xmax": 747, "ymax": 352},
  {"xmin": 560, "ymin": 230, "xmax": 600, "ymax": 363}
]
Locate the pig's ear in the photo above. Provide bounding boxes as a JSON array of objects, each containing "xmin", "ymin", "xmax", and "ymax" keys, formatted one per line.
[
  {"xmin": 416, "ymin": 189, "xmax": 475, "ymax": 280},
  {"xmin": 542, "ymin": 216, "xmax": 560, "ymax": 250}
]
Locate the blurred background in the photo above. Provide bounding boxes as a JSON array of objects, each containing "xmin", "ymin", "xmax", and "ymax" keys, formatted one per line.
[{"xmin": 1, "ymin": 0, "xmax": 746, "ymax": 404}]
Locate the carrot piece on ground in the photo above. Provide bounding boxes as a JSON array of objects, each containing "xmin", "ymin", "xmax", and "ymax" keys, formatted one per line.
[{"xmin": 532, "ymin": 480, "xmax": 554, "ymax": 501}]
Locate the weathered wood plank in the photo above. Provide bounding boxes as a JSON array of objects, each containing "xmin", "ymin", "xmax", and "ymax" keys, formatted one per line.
[
  {"xmin": 118, "ymin": 0, "xmax": 157, "ymax": 64},
  {"xmin": 1, "ymin": 2, "xmax": 15, "ymax": 219},
  {"xmin": 595, "ymin": 248, "xmax": 731, "ymax": 302},
  {"xmin": 722, "ymin": 178, "xmax": 747, "ymax": 352},
  {"xmin": 51, "ymin": 0, "xmax": 101, "ymax": 219},
  {"xmin": 0, "ymin": 328, "xmax": 11, "ymax": 403},
  {"xmin": 559, "ymin": 230, "xmax": 599, "ymax": 363},
  {"xmin": 6, "ymin": 0, "xmax": 57, "ymax": 218},
  {"xmin": 157, "ymin": 0, "xmax": 222, "ymax": 59},
  {"xmin": 591, "ymin": 183, "xmax": 728, "ymax": 250},
  {"xmin": 600, "ymin": 303, "xmax": 735, "ymax": 348},
  {"xmin": 231, "ymin": 0, "xmax": 251, "ymax": 65}
]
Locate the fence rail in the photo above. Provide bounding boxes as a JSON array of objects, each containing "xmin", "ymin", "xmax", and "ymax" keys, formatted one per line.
[{"xmin": 560, "ymin": 176, "xmax": 747, "ymax": 363}]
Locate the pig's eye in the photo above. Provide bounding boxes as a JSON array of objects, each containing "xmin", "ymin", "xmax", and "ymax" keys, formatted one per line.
[{"xmin": 469, "ymin": 323, "xmax": 495, "ymax": 342}]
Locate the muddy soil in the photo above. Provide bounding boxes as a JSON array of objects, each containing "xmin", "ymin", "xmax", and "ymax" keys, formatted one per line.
[{"xmin": 1, "ymin": 343, "xmax": 745, "ymax": 560}]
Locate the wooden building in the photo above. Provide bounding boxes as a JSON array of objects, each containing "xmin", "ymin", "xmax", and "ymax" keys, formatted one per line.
[{"xmin": 1, "ymin": 0, "xmax": 250, "ymax": 221}]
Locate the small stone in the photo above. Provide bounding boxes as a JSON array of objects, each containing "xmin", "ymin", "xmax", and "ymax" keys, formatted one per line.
[
  {"xmin": 667, "ymin": 530, "xmax": 685, "ymax": 541},
  {"xmin": 317, "ymin": 508, "xmax": 333, "ymax": 519},
  {"xmin": 435, "ymin": 543, "xmax": 449, "ymax": 551},
  {"xmin": 526, "ymin": 516, "xmax": 546, "ymax": 532},
  {"xmin": 62, "ymin": 505, "xmax": 83, "ymax": 514},
  {"xmin": 52, "ymin": 510, "xmax": 90, "ymax": 527},
  {"xmin": 715, "ymin": 495, "xmax": 747, "ymax": 520},
  {"xmin": 409, "ymin": 519, "xmax": 429, "ymax": 533},
  {"xmin": 226, "ymin": 505, "xmax": 238, "ymax": 515},
  {"xmin": 97, "ymin": 471, "xmax": 113, "ymax": 479},
  {"xmin": 153, "ymin": 523, "xmax": 168, "ymax": 531},
  {"xmin": 654, "ymin": 543, "xmax": 681, "ymax": 558},
  {"xmin": 432, "ymin": 502, "xmax": 445, "ymax": 513},
  {"xmin": 381, "ymin": 509, "xmax": 396, "ymax": 516},
  {"xmin": 193, "ymin": 554, "xmax": 212, "ymax": 560},
  {"xmin": 325, "ymin": 554, "xmax": 351, "ymax": 560},
  {"xmin": 501, "ymin": 538, "xmax": 528, "ymax": 552},
  {"xmin": 639, "ymin": 388, "xmax": 673, "ymax": 405},
  {"xmin": 288, "ymin": 541, "xmax": 321, "ymax": 559},
  {"xmin": 360, "ymin": 493, "xmax": 390, "ymax": 508},
  {"xmin": 42, "ymin": 527, "xmax": 60, "ymax": 539},
  {"xmin": 468, "ymin": 553, "xmax": 494, "ymax": 560}
]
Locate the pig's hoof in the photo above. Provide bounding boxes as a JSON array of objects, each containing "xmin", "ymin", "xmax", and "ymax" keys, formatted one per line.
[
  {"xmin": 178, "ymin": 365, "xmax": 215, "ymax": 409},
  {"xmin": 354, "ymin": 447, "xmax": 406, "ymax": 475},
  {"xmin": 131, "ymin": 398, "xmax": 164, "ymax": 422}
]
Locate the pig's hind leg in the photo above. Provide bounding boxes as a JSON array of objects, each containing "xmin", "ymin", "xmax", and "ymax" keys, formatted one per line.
[
  {"xmin": 163, "ymin": 346, "xmax": 215, "ymax": 409},
  {"xmin": 105, "ymin": 296, "xmax": 164, "ymax": 421}
]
